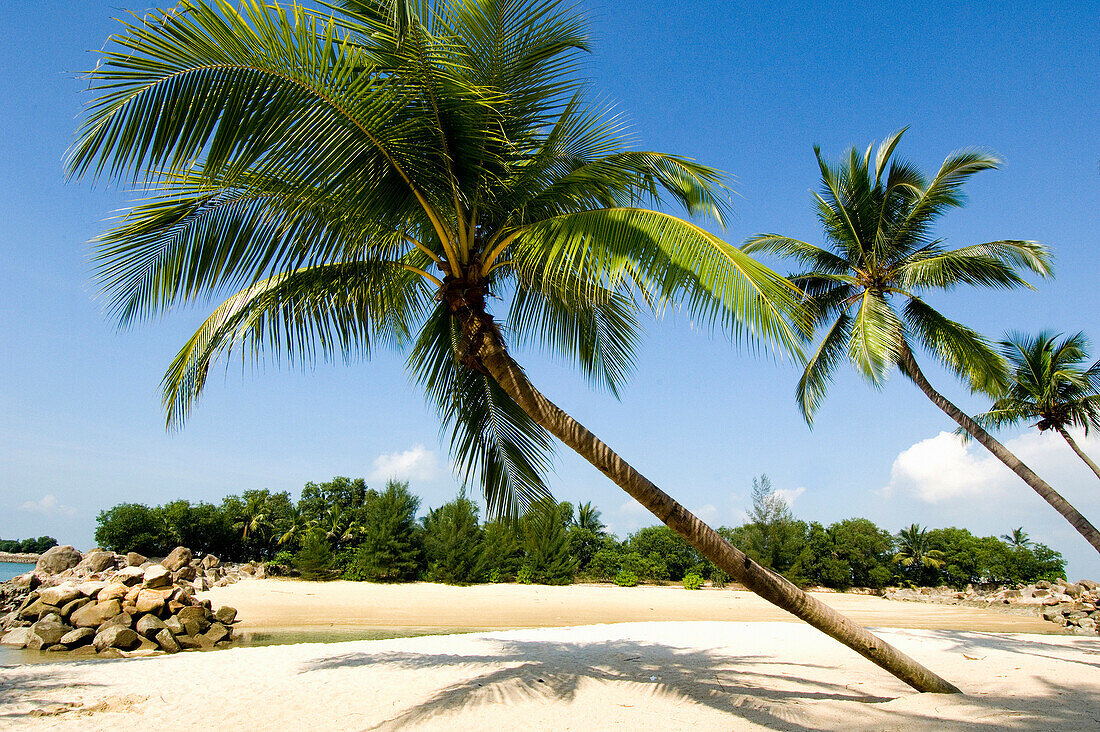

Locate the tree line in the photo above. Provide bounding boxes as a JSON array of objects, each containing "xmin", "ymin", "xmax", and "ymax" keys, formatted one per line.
[
  {"xmin": 94, "ymin": 475, "xmax": 1064, "ymax": 590},
  {"xmin": 0, "ymin": 536, "xmax": 58, "ymax": 555}
]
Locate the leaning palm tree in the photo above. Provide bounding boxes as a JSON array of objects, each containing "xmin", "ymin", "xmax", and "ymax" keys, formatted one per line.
[
  {"xmin": 71, "ymin": 0, "xmax": 958, "ymax": 692},
  {"xmin": 744, "ymin": 130, "xmax": 1100, "ymax": 556},
  {"xmin": 972, "ymin": 331, "xmax": 1100, "ymax": 480}
]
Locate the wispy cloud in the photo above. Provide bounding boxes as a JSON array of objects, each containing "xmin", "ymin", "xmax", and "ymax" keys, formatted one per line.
[
  {"xmin": 20, "ymin": 493, "xmax": 76, "ymax": 517},
  {"xmin": 773, "ymin": 486, "xmax": 806, "ymax": 506},
  {"xmin": 368, "ymin": 444, "xmax": 439, "ymax": 483}
]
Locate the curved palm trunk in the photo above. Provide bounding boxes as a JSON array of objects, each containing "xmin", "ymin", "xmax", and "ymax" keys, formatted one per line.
[
  {"xmin": 1056, "ymin": 426, "xmax": 1100, "ymax": 482},
  {"xmin": 458, "ymin": 310, "xmax": 960, "ymax": 694},
  {"xmin": 898, "ymin": 345, "xmax": 1100, "ymax": 555}
]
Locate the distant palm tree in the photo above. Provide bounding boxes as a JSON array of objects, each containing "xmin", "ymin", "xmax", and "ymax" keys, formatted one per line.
[
  {"xmin": 321, "ymin": 505, "xmax": 363, "ymax": 549},
  {"xmin": 70, "ymin": 0, "xmax": 958, "ymax": 692},
  {"xmin": 894, "ymin": 524, "xmax": 945, "ymax": 585},
  {"xmin": 278, "ymin": 506, "xmax": 315, "ymax": 548},
  {"xmin": 972, "ymin": 331, "xmax": 1100, "ymax": 481},
  {"xmin": 574, "ymin": 501, "xmax": 606, "ymax": 534},
  {"xmin": 234, "ymin": 493, "xmax": 273, "ymax": 544},
  {"xmin": 745, "ymin": 129, "xmax": 1100, "ymax": 556},
  {"xmin": 1001, "ymin": 527, "xmax": 1032, "ymax": 549}
]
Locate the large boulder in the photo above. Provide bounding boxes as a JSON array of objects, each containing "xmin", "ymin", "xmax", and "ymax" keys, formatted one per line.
[
  {"xmin": 35, "ymin": 546, "xmax": 82, "ymax": 575},
  {"xmin": 96, "ymin": 583, "xmax": 129, "ymax": 603},
  {"xmin": 70, "ymin": 599, "xmax": 122, "ymax": 628},
  {"xmin": 205, "ymin": 622, "xmax": 230, "ymax": 644},
  {"xmin": 201, "ymin": 554, "xmax": 221, "ymax": 570},
  {"xmin": 93, "ymin": 626, "xmax": 139, "ymax": 652},
  {"xmin": 114, "ymin": 566, "xmax": 146, "ymax": 586},
  {"xmin": 76, "ymin": 550, "xmax": 117, "ymax": 574},
  {"xmin": 38, "ymin": 584, "xmax": 81, "ymax": 608},
  {"xmin": 60, "ymin": 596, "xmax": 93, "ymax": 618},
  {"xmin": 177, "ymin": 606, "xmax": 211, "ymax": 634},
  {"xmin": 77, "ymin": 580, "xmax": 108, "ymax": 597},
  {"xmin": 26, "ymin": 615, "xmax": 70, "ymax": 650},
  {"xmin": 154, "ymin": 628, "xmax": 181, "ymax": 653},
  {"xmin": 126, "ymin": 552, "xmax": 147, "ymax": 567},
  {"xmin": 59, "ymin": 627, "xmax": 95, "ymax": 647},
  {"xmin": 164, "ymin": 615, "xmax": 185, "ymax": 636},
  {"xmin": 143, "ymin": 565, "xmax": 172, "ymax": 589},
  {"xmin": 135, "ymin": 588, "xmax": 169, "ymax": 614},
  {"xmin": 162, "ymin": 547, "xmax": 192, "ymax": 572},
  {"xmin": 213, "ymin": 606, "xmax": 238, "ymax": 625},
  {"xmin": 136, "ymin": 614, "xmax": 168, "ymax": 639},
  {"xmin": 1, "ymin": 627, "xmax": 33, "ymax": 648}
]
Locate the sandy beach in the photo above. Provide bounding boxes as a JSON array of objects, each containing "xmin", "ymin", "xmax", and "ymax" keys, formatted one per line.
[{"xmin": 3, "ymin": 581, "xmax": 1098, "ymax": 730}]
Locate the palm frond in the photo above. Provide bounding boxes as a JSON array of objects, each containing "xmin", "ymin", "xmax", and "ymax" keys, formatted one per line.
[
  {"xmin": 797, "ymin": 312, "xmax": 854, "ymax": 423},
  {"xmin": 903, "ymin": 297, "xmax": 1006, "ymax": 393}
]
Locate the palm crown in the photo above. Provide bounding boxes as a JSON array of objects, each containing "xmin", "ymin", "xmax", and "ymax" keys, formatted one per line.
[
  {"xmin": 743, "ymin": 129, "xmax": 1052, "ymax": 422},
  {"xmin": 71, "ymin": 0, "xmax": 802, "ymax": 518},
  {"xmin": 975, "ymin": 331, "xmax": 1100, "ymax": 434}
]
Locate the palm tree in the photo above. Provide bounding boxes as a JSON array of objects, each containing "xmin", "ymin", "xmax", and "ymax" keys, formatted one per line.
[
  {"xmin": 971, "ymin": 331, "xmax": 1100, "ymax": 480},
  {"xmin": 574, "ymin": 501, "xmax": 606, "ymax": 534},
  {"xmin": 70, "ymin": 0, "xmax": 958, "ymax": 692},
  {"xmin": 278, "ymin": 506, "xmax": 315, "ymax": 549},
  {"xmin": 234, "ymin": 493, "xmax": 273, "ymax": 545},
  {"xmin": 1001, "ymin": 527, "xmax": 1032, "ymax": 549},
  {"xmin": 744, "ymin": 129, "xmax": 1100, "ymax": 556},
  {"xmin": 321, "ymin": 505, "xmax": 364, "ymax": 549},
  {"xmin": 893, "ymin": 524, "xmax": 945, "ymax": 586}
]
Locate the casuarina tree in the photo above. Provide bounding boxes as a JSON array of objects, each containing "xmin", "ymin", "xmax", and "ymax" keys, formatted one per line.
[{"xmin": 72, "ymin": 0, "xmax": 958, "ymax": 691}]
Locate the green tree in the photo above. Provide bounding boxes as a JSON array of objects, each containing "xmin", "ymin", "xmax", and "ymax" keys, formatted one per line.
[
  {"xmin": 157, "ymin": 500, "xmax": 235, "ymax": 556},
  {"xmin": 299, "ymin": 477, "xmax": 371, "ymax": 523},
  {"xmin": 423, "ymin": 493, "xmax": 485, "ymax": 584},
  {"xmin": 971, "ymin": 332, "xmax": 1100, "ymax": 481},
  {"xmin": 625, "ymin": 525, "xmax": 700, "ymax": 581},
  {"xmin": 345, "ymin": 480, "xmax": 422, "ymax": 581},
  {"xmin": 1001, "ymin": 527, "xmax": 1031, "ymax": 549},
  {"xmin": 521, "ymin": 499, "xmax": 577, "ymax": 584},
  {"xmin": 894, "ymin": 524, "xmax": 946, "ymax": 586},
  {"xmin": 732, "ymin": 476, "xmax": 807, "ymax": 578},
  {"xmin": 574, "ymin": 501, "xmax": 606, "ymax": 534},
  {"xmin": 295, "ymin": 531, "xmax": 336, "ymax": 580},
  {"xmin": 95, "ymin": 503, "xmax": 163, "ymax": 555},
  {"xmin": 481, "ymin": 520, "xmax": 524, "ymax": 582},
  {"xmin": 745, "ymin": 130, "xmax": 1100, "ymax": 558},
  {"xmin": 73, "ymin": 0, "xmax": 957, "ymax": 691}
]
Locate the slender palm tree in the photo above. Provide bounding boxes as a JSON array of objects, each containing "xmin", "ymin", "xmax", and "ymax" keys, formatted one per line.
[
  {"xmin": 971, "ymin": 331, "xmax": 1100, "ymax": 480},
  {"xmin": 574, "ymin": 501, "xmax": 606, "ymax": 534},
  {"xmin": 893, "ymin": 524, "xmax": 945, "ymax": 586},
  {"xmin": 278, "ymin": 506, "xmax": 315, "ymax": 548},
  {"xmin": 234, "ymin": 493, "xmax": 273, "ymax": 544},
  {"xmin": 1001, "ymin": 527, "xmax": 1031, "ymax": 549},
  {"xmin": 744, "ymin": 129, "xmax": 1100, "ymax": 556},
  {"xmin": 71, "ymin": 0, "xmax": 958, "ymax": 692}
]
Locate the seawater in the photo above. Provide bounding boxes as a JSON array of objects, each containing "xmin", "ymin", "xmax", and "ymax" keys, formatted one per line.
[{"xmin": 0, "ymin": 562, "xmax": 29, "ymax": 583}]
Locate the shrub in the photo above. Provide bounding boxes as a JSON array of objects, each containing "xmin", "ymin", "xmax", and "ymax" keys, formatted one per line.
[
  {"xmin": 521, "ymin": 499, "xmax": 577, "ymax": 585},
  {"xmin": 516, "ymin": 565, "xmax": 534, "ymax": 584},
  {"xmin": 682, "ymin": 573, "xmax": 704, "ymax": 590},
  {"xmin": 614, "ymin": 569, "xmax": 639, "ymax": 587},
  {"xmin": 482, "ymin": 520, "xmax": 524, "ymax": 582},
  {"xmin": 423, "ymin": 494, "xmax": 485, "ymax": 585},
  {"xmin": 295, "ymin": 533, "xmax": 335, "ymax": 580}
]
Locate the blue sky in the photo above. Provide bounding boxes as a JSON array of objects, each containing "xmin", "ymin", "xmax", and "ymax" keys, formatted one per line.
[{"xmin": 2, "ymin": 1, "xmax": 1098, "ymax": 578}]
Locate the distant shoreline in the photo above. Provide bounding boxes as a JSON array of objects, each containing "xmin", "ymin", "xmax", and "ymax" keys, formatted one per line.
[{"xmin": 0, "ymin": 552, "xmax": 38, "ymax": 564}]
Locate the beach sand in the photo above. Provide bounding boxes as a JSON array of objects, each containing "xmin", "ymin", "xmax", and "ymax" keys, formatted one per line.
[{"xmin": 2, "ymin": 582, "xmax": 1097, "ymax": 730}]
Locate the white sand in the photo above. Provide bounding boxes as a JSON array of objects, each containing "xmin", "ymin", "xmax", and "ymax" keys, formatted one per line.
[{"xmin": 2, "ymin": 621, "xmax": 1098, "ymax": 730}]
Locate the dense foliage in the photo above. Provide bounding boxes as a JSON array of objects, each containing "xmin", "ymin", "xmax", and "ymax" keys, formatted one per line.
[
  {"xmin": 92, "ymin": 474, "xmax": 1066, "ymax": 588},
  {"xmin": 0, "ymin": 536, "xmax": 58, "ymax": 554}
]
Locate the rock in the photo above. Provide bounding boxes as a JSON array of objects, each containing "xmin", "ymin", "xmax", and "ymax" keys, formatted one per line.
[
  {"xmin": 213, "ymin": 606, "xmax": 238, "ymax": 625},
  {"xmin": 143, "ymin": 565, "xmax": 172, "ymax": 589},
  {"xmin": 154, "ymin": 628, "xmax": 181, "ymax": 653},
  {"xmin": 1036, "ymin": 580, "xmax": 1052, "ymax": 589},
  {"xmin": 1065, "ymin": 583, "xmax": 1083, "ymax": 598},
  {"xmin": 77, "ymin": 580, "xmax": 108, "ymax": 597},
  {"xmin": 59, "ymin": 597, "xmax": 92, "ymax": 619},
  {"xmin": 100, "ymin": 611, "xmax": 133, "ymax": 630},
  {"xmin": 114, "ymin": 566, "xmax": 146, "ymax": 586},
  {"xmin": 162, "ymin": 547, "xmax": 193, "ymax": 572},
  {"xmin": 176, "ymin": 634, "xmax": 204, "ymax": 650},
  {"xmin": 177, "ymin": 606, "xmax": 211, "ymax": 633},
  {"xmin": 35, "ymin": 546, "xmax": 82, "ymax": 575},
  {"xmin": 27, "ymin": 616, "xmax": 70, "ymax": 650},
  {"xmin": 93, "ymin": 626, "xmax": 139, "ymax": 652},
  {"xmin": 38, "ymin": 584, "xmax": 81, "ymax": 607},
  {"xmin": 126, "ymin": 552, "xmax": 147, "ymax": 567},
  {"xmin": 10, "ymin": 572, "xmax": 38, "ymax": 590},
  {"xmin": 164, "ymin": 615, "xmax": 185, "ymax": 636},
  {"xmin": 174, "ymin": 565, "xmax": 197, "ymax": 582},
  {"xmin": 167, "ymin": 600, "xmax": 186, "ymax": 614},
  {"xmin": 98, "ymin": 648, "xmax": 124, "ymax": 658},
  {"xmin": 135, "ymin": 589, "xmax": 168, "ymax": 614},
  {"xmin": 240, "ymin": 563, "xmax": 256, "ymax": 576},
  {"xmin": 1, "ymin": 627, "xmax": 33, "ymax": 648},
  {"xmin": 136, "ymin": 614, "xmax": 168, "ymax": 638},
  {"xmin": 71, "ymin": 599, "xmax": 122, "ymax": 628},
  {"xmin": 205, "ymin": 622, "xmax": 230, "ymax": 643},
  {"xmin": 1079, "ymin": 579, "xmax": 1099, "ymax": 591},
  {"xmin": 18, "ymin": 598, "xmax": 58, "ymax": 621},
  {"xmin": 201, "ymin": 554, "xmax": 221, "ymax": 570},
  {"xmin": 45, "ymin": 644, "xmax": 68, "ymax": 652},
  {"xmin": 59, "ymin": 627, "xmax": 95, "ymax": 647},
  {"xmin": 76, "ymin": 550, "xmax": 117, "ymax": 573},
  {"xmin": 97, "ymin": 583, "xmax": 129, "ymax": 603}
]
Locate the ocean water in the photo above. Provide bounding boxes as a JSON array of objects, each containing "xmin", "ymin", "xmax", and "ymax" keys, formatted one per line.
[{"xmin": 1, "ymin": 561, "xmax": 31, "ymax": 583}]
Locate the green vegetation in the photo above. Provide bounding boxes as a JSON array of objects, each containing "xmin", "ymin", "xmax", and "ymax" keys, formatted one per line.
[
  {"xmin": 0, "ymin": 536, "xmax": 58, "ymax": 554},
  {"xmin": 93, "ymin": 474, "xmax": 1065, "ymax": 589}
]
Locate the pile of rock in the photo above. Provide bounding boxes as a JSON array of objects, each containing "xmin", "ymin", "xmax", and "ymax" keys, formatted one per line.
[
  {"xmin": 1, "ymin": 545, "xmax": 242, "ymax": 657},
  {"xmin": 884, "ymin": 578, "xmax": 1100, "ymax": 634}
]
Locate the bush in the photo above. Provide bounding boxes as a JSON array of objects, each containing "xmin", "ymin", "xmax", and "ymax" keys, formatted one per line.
[
  {"xmin": 516, "ymin": 565, "xmax": 534, "ymax": 584},
  {"xmin": 482, "ymin": 520, "xmax": 524, "ymax": 582},
  {"xmin": 614, "ymin": 569, "xmax": 639, "ymax": 587},
  {"xmin": 423, "ymin": 494, "xmax": 485, "ymax": 585},
  {"xmin": 295, "ymin": 533, "xmax": 335, "ymax": 580},
  {"xmin": 682, "ymin": 573, "xmax": 704, "ymax": 590}
]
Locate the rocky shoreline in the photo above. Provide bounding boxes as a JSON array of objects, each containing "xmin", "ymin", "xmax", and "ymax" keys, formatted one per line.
[
  {"xmin": 0, "ymin": 545, "xmax": 258, "ymax": 658},
  {"xmin": 0, "ymin": 552, "xmax": 40, "ymax": 564},
  {"xmin": 884, "ymin": 578, "xmax": 1100, "ymax": 634}
]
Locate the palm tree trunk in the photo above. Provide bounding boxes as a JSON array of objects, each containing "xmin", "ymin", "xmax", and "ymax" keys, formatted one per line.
[
  {"xmin": 897, "ymin": 344, "xmax": 1100, "ymax": 555},
  {"xmin": 460, "ymin": 312, "xmax": 960, "ymax": 694},
  {"xmin": 1056, "ymin": 425, "xmax": 1100, "ymax": 482}
]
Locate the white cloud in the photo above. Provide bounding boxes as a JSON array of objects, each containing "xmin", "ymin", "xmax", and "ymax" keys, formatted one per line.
[
  {"xmin": 883, "ymin": 429, "xmax": 1100, "ymax": 504},
  {"xmin": 20, "ymin": 493, "xmax": 76, "ymax": 517},
  {"xmin": 618, "ymin": 497, "xmax": 649, "ymax": 516},
  {"xmin": 367, "ymin": 444, "xmax": 439, "ymax": 483},
  {"xmin": 773, "ymin": 486, "xmax": 806, "ymax": 506}
]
